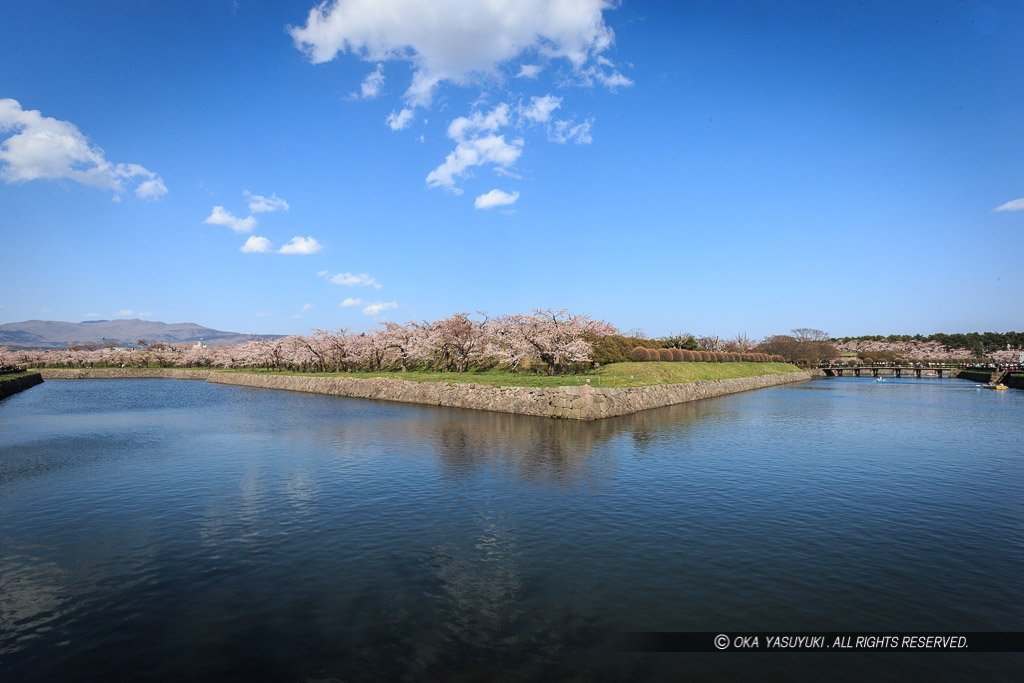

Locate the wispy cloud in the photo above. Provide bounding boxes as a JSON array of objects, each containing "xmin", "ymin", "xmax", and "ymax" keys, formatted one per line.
[
  {"xmin": 387, "ymin": 108, "xmax": 414, "ymax": 130},
  {"xmin": 118, "ymin": 309, "xmax": 134, "ymax": 317},
  {"xmin": 475, "ymin": 189, "xmax": 519, "ymax": 210},
  {"xmin": 521, "ymin": 94, "xmax": 562, "ymax": 124},
  {"xmin": 516, "ymin": 64, "xmax": 543, "ymax": 79},
  {"xmin": 340, "ymin": 297, "xmax": 363, "ymax": 307},
  {"xmin": 206, "ymin": 206, "xmax": 256, "ymax": 233},
  {"xmin": 245, "ymin": 191, "xmax": 289, "ymax": 213},
  {"xmin": 994, "ymin": 197, "xmax": 1024, "ymax": 212},
  {"xmin": 302, "ymin": 303, "xmax": 315, "ymax": 312},
  {"xmin": 328, "ymin": 272, "xmax": 382, "ymax": 288},
  {"xmin": 278, "ymin": 236, "xmax": 323, "ymax": 255},
  {"xmin": 359, "ymin": 63, "xmax": 386, "ymax": 99},
  {"xmin": 0, "ymin": 98, "xmax": 167, "ymax": 200},
  {"xmin": 241, "ymin": 236, "xmax": 274, "ymax": 253},
  {"xmin": 427, "ymin": 104, "xmax": 523, "ymax": 192},
  {"xmin": 363, "ymin": 301, "xmax": 397, "ymax": 316},
  {"xmin": 550, "ymin": 118, "xmax": 594, "ymax": 144}
]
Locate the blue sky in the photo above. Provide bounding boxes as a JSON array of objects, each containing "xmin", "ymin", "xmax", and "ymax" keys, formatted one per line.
[{"xmin": 1, "ymin": 0, "xmax": 1021, "ymax": 339}]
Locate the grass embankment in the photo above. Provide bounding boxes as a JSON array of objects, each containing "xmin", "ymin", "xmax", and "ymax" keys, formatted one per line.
[
  {"xmin": 0, "ymin": 371, "xmax": 35, "ymax": 383},
  {"xmin": 228, "ymin": 361, "xmax": 801, "ymax": 388}
]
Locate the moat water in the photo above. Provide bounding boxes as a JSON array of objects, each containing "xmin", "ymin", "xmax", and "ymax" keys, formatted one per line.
[{"xmin": 1, "ymin": 377, "xmax": 1021, "ymax": 681}]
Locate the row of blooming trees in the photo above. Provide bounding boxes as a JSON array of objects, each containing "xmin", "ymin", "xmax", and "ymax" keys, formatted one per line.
[
  {"xmin": 833, "ymin": 339, "xmax": 1019, "ymax": 364},
  {"xmin": 0, "ymin": 309, "xmax": 618, "ymax": 376},
  {"xmin": 10, "ymin": 315, "xmax": 1011, "ymax": 373}
]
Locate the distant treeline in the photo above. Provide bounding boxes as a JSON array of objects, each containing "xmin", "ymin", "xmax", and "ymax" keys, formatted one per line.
[{"xmin": 833, "ymin": 332, "xmax": 1022, "ymax": 356}]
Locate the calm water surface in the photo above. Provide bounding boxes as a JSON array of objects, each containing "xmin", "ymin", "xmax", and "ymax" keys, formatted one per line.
[{"xmin": 0, "ymin": 377, "xmax": 1021, "ymax": 681}]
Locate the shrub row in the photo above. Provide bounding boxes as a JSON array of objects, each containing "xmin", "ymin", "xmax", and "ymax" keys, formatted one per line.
[{"xmin": 629, "ymin": 348, "xmax": 784, "ymax": 363}]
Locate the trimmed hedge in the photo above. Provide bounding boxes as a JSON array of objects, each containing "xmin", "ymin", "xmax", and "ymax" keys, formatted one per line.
[
  {"xmin": 625, "ymin": 346, "xmax": 788, "ymax": 363},
  {"xmin": 630, "ymin": 347, "xmax": 651, "ymax": 362}
]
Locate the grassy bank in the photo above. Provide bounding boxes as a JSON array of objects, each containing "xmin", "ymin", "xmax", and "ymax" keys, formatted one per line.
[
  {"xmin": 227, "ymin": 361, "xmax": 801, "ymax": 388},
  {"xmin": 0, "ymin": 371, "xmax": 43, "ymax": 400},
  {"xmin": 0, "ymin": 371, "xmax": 35, "ymax": 383}
]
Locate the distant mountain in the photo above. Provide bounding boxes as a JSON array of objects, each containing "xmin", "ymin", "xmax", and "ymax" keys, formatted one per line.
[{"xmin": 0, "ymin": 319, "xmax": 280, "ymax": 349}]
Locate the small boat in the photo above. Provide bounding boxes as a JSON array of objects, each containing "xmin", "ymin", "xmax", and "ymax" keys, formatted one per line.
[
  {"xmin": 982, "ymin": 384, "xmax": 1008, "ymax": 390},
  {"xmin": 875, "ymin": 378, "xmax": 886, "ymax": 383}
]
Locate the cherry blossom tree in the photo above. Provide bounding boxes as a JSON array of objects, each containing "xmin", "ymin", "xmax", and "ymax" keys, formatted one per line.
[
  {"xmin": 433, "ymin": 312, "xmax": 490, "ymax": 374},
  {"xmin": 505, "ymin": 308, "xmax": 615, "ymax": 375}
]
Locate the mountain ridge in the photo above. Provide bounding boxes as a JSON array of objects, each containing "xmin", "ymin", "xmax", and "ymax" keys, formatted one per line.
[{"xmin": 0, "ymin": 319, "xmax": 280, "ymax": 349}]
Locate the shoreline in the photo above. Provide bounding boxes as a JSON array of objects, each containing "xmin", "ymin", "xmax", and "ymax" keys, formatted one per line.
[
  {"xmin": 36, "ymin": 367, "xmax": 811, "ymax": 419},
  {"xmin": 0, "ymin": 372, "xmax": 44, "ymax": 400}
]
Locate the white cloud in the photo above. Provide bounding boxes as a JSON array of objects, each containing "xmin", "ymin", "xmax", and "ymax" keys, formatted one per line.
[
  {"xmin": 0, "ymin": 98, "xmax": 167, "ymax": 199},
  {"xmin": 550, "ymin": 118, "xmax": 594, "ymax": 144},
  {"xmin": 329, "ymin": 272, "xmax": 381, "ymax": 288},
  {"xmin": 474, "ymin": 189, "xmax": 519, "ymax": 210},
  {"xmin": 493, "ymin": 166, "xmax": 522, "ymax": 179},
  {"xmin": 138, "ymin": 311, "xmax": 154, "ymax": 317},
  {"xmin": 118, "ymin": 309, "xmax": 134, "ymax": 317},
  {"xmin": 994, "ymin": 197, "xmax": 1024, "ymax": 212},
  {"xmin": 447, "ymin": 103, "xmax": 510, "ymax": 140},
  {"xmin": 241, "ymin": 236, "xmax": 274, "ymax": 253},
  {"xmin": 363, "ymin": 301, "xmax": 397, "ymax": 316},
  {"xmin": 205, "ymin": 206, "xmax": 257, "ymax": 233},
  {"xmin": 517, "ymin": 64, "xmax": 543, "ymax": 79},
  {"xmin": 521, "ymin": 94, "xmax": 562, "ymax": 124},
  {"xmin": 278, "ymin": 236, "xmax": 323, "ymax": 255},
  {"xmin": 386, "ymin": 108, "xmax": 415, "ymax": 130},
  {"xmin": 136, "ymin": 177, "xmax": 168, "ymax": 199},
  {"xmin": 595, "ymin": 69, "xmax": 632, "ymax": 89},
  {"xmin": 245, "ymin": 191, "xmax": 290, "ymax": 213},
  {"xmin": 360, "ymin": 63, "xmax": 386, "ymax": 98},
  {"xmin": 427, "ymin": 105, "xmax": 524, "ymax": 191},
  {"xmin": 289, "ymin": 0, "xmax": 621, "ymax": 107},
  {"xmin": 290, "ymin": 2, "xmax": 629, "ymax": 205},
  {"xmin": 340, "ymin": 297, "xmax": 363, "ymax": 307},
  {"xmin": 427, "ymin": 134, "xmax": 522, "ymax": 190},
  {"xmin": 316, "ymin": 270, "xmax": 329, "ymax": 277},
  {"xmin": 302, "ymin": 303, "xmax": 315, "ymax": 312}
]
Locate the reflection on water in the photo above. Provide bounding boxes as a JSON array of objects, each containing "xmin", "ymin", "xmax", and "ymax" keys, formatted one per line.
[{"xmin": 0, "ymin": 377, "xmax": 1021, "ymax": 681}]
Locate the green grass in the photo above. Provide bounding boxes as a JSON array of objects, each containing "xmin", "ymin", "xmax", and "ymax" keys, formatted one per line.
[
  {"xmin": 0, "ymin": 371, "xmax": 36, "ymax": 383},
  {"xmin": 227, "ymin": 361, "xmax": 801, "ymax": 388},
  {"xmin": 590, "ymin": 361, "xmax": 800, "ymax": 386}
]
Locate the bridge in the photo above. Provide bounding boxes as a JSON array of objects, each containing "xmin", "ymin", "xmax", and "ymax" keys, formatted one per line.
[{"xmin": 819, "ymin": 365, "xmax": 961, "ymax": 378}]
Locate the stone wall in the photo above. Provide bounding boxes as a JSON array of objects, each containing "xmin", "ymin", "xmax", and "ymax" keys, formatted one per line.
[
  {"xmin": 956, "ymin": 370, "xmax": 992, "ymax": 383},
  {"xmin": 39, "ymin": 368, "xmax": 211, "ymax": 380},
  {"xmin": 208, "ymin": 371, "xmax": 812, "ymax": 420},
  {"xmin": 0, "ymin": 372, "xmax": 44, "ymax": 400},
  {"xmin": 34, "ymin": 367, "xmax": 811, "ymax": 419}
]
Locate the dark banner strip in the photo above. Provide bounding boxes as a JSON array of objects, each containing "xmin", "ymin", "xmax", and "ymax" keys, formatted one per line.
[{"xmin": 615, "ymin": 632, "xmax": 1024, "ymax": 653}]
